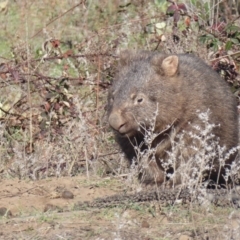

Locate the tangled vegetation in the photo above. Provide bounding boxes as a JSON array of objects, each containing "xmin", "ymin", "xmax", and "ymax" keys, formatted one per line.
[{"xmin": 0, "ymin": 0, "xmax": 239, "ymax": 180}]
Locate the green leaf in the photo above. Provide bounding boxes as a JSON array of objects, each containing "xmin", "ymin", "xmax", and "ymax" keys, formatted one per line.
[
  {"xmin": 225, "ymin": 41, "xmax": 232, "ymax": 50},
  {"xmin": 156, "ymin": 28, "xmax": 163, "ymax": 35},
  {"xmin": 155, "ymin": 0, "xmax": 165, "ymax": 4},
  {"xmin": 155, "ymin": 22, "xmax": 166, "ymax": 29},
  {"xmin": 199, "ymin": 35, "xmax": 207, "ymax": 44},
  {"xmin": 154, "ymin": 0, "xmax": 167, "ymax": 11},
  {"xmin": 226, "ymin": 24, "xmax": 240, "ymax": 33},
  {"xmin": 204, "ymin": 2, "xmax": 209, "ymax": 12},
  {"xmin": 190, "ymin": 0, "xmax": 196, "ymax": 5},
  {"xmin": 206, "ymin": 34, "xmax": 214, "ymax": 39},
  {"xmin": 213, "ymin": 44, "xmax": 219, "ymax": 51},
  {"xmin": 231, "ymin": 38, "xmax": 239, "ymax": 44}
]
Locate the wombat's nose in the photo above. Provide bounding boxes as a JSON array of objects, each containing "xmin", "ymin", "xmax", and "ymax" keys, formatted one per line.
[
  {"xmin": 118, "ymin": 123, "xmax": 127, "ymax": 134},
  {"xmin": 108, "ymin": 112, "xmax": 126, "ymax": 133}
]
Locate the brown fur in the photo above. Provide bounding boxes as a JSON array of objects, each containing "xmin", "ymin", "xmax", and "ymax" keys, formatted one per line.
[{"xmin": 107, "ymin": 50, "xmax": 239, "ymax": 186}]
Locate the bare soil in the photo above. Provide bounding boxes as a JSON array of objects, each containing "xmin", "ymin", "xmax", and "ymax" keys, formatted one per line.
[{"xmin": 0, "ymin": 176, "xmax": 240, "ymax": 240}]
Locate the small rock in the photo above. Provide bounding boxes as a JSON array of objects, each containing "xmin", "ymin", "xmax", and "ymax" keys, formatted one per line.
[
  {"xmin": 0, "ymin": 207, "xmax": 12, "ymax": 217},
  {"xmin": 62, "ymin": 190, "xmax": 74, "ymax": 199},
  {"xmin": 141, "ymin": 220, "xmax": 150, "ymax": 228}
]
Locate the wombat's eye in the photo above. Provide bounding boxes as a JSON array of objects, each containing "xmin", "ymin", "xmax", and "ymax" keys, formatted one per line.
[{"xmin": 137, "ymin": 98, "xmax": 143, "ymax": 103}]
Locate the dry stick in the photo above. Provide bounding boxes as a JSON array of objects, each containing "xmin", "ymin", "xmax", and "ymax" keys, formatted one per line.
[
  {"xmin": 84, "ymin": 146, "xmax": 89, "ymax": 180},
  {"xmin": 0, "ymin": 106, "xmax": 23, "ymax": 118},
  {"xmin": 68, "ymin": 153, "xmax": 76, "ymax": 176},
  {"xmin": 100, "ymin": 159, "xmax": 119, "ymax": 176},
  {"xmin": 30, "ymin": 1, "xmax": 85, "ymax": 39},
  {"xmin": 34, "ymin": 53, "xmax": 117, "ymax": 62},
  {"xmin": 96, "ymin": 55, "xmax": 101, "ymax": 124},
  {"xmin": 24, "ymin": 2, "xmax": 33, "ymax": 154},
  {"xmin": 75, "ymin": 151, "xmax": 120, "ymax": 162},
  {"xmin": 209, "ymin": 50, "xmax": 240, "ymax": 61},
  {"xmin": 0, "ymin": 186, "xmax": 41, "ymax": 199}
]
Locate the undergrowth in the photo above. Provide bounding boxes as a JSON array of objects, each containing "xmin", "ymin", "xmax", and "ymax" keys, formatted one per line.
[
  {"xmin": 0, "ymin": 0, "xmax": 239, "ymax": 184},
  {"xmin": 126, "ymin": 109, "xmax": 240, "ymax": 191}
]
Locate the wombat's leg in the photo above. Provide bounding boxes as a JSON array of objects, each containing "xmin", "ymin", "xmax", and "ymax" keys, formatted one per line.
[
  {"xmin": 139, "ymin": 160, "xmax": 166, "ymax": 185},
  {"xmin": 154, "ymin": 125, "xmax": 179, "ymax": 160}
]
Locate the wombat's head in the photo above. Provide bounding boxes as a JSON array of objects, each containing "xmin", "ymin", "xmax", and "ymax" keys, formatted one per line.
[{"xmin": 107, "ymin": 50, "xmax": 180, "ymax": 138}]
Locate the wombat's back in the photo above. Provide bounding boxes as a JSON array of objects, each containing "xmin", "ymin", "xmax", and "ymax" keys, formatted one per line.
[{"xmin": 177, "ymin": 54, "xmax": 238, "ymax": 150}]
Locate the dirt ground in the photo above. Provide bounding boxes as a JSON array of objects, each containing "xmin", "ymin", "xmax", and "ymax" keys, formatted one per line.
[{"xmin": 0, "ymin": 175, "xmax": 240, "ymax": 240}]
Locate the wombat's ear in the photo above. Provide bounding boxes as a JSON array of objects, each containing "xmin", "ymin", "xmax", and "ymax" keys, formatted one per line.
[
  {"xmin": 152, "ymin": 55, "xmax": 179, "ymax": 77},
  {"xmin": 162, "ymin": 56, "xmax": 179, "ymax": 76}
]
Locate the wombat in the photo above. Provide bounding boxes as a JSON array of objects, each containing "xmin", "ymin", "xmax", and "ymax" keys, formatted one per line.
[{"xmin": 107, "ymin": 50, "xmax": 239, "ymax": 186}]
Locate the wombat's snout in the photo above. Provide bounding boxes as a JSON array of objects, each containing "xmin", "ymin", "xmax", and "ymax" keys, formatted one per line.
[{"xmin": 108, "ymin": 112, "xmax": 127, "ymax": 134}]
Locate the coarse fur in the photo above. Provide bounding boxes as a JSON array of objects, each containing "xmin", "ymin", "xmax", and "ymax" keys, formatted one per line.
[{"xmin": 107, "ymin": 50, "xmax": 239, "ymax": 186}]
